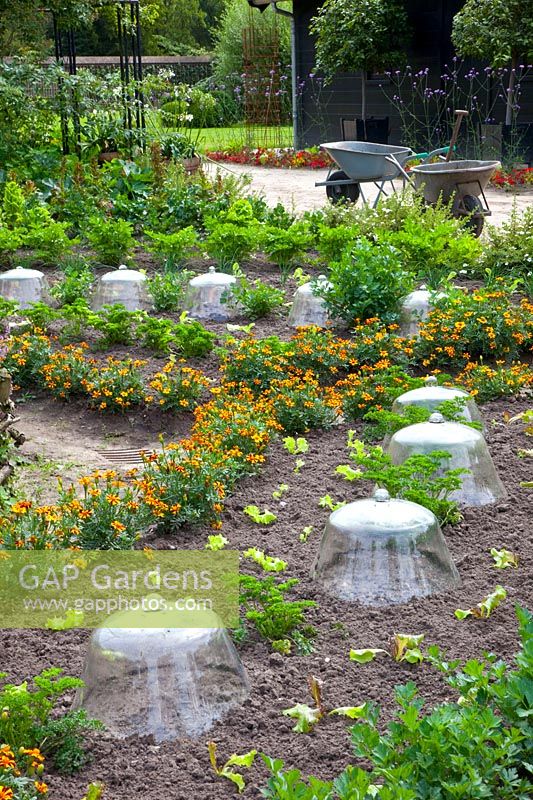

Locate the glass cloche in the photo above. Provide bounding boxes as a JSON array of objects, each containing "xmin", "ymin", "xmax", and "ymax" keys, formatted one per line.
[
  {"xmin": 0, "ymin": 266, "xmax": 47, "ymax": 309},
  {"xmin": 392, "ymin": 376, "xmax": 483, "ymax": 426},
  {"xmin": 92, "ymin": 265, "xmax": 149, "ymax": 312},
  {"xmin": 288, "ymin": 276, "xmax": 331, "ymax": 328},
  {"xmin": 185, "ymin": 267, "xmax": 239, "ymax": 321},
  {"xmin": 311, "ymin": 488, "xmax": 460, "ymax": 605},
  {"xmin": 387, "ymin": 412, "xmax": 507, "ymax": 506},
  {"xmin": 74, "ymin": 605, "xmax": 249, "ymax": 741},
  {"xmin": 399, "ymin": 285, "xmax": 445, "ymax": 338}
]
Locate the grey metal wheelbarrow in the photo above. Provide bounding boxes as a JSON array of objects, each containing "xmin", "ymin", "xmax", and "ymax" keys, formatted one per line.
[
  {"xmin": 409, "ymin": 159, "xmax": 500, "ymax": 236},
  {"xmin": 315, "ymin": 141, "xmax": 450, "ymax": 207}
]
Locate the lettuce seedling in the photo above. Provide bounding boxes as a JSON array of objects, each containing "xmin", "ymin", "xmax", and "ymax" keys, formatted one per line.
[
  {"xmin": 490, "ymin": 547, "xmax": 518, "ymax": 569},
  {"xmin": 455, "ymin": 585, "xmax": 507, "ymax": 619},
  {"xmin": 272, "ymin": 483, "xmax": 289, "ymax": 500},
  {"xmin": 319, "ymin": 495, "xmax": 346, "ymax": 511},
  {"xmin": 294, "ymin": 458, "xmax": 305, "ymax": 474},
  {"xmin": 243, "ymin": 505, "xmax": 277, "ymax": 525},
  {"xmin": 82, "ymin": 784, "xmax": 105, "ymax": 800},
  {"xmin": 329, "ymin": 704, "xmax": 368, "ymax": 720},
  {"xmin": 392, "ymin": 633, "xmax": 425, "ymax": 663},
  {"xmin": 45, "ymin": 609, "xmax": 85, "ymax": 631},
  {"xmin": 299, "ymin": 525, "xmax": 314, "ymax": 543},
  {"xmin": 243, "ymin": 548, "xmax": 287, "ymax": 572},
  {"xmin": 207, "ymin": 741, "xmax": 256, "ymax": 794},
  {"xmin": 283, "ymin": 702, "xmax": 323, "ymax": 733},
  {"xmin": 205, "ymin": 534, "xmax": 228, "ymax": 551},
  {"xmin": 283, "ymin": 436, "xmax": 309, "ymax": 455},
  {"xmin": 349, "ymin": 648, "xmax": 388, "ymax": 664}
]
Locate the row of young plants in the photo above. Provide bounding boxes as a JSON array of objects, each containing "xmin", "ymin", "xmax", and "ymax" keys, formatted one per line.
[{"xmin": 1, "ymin": 161, "xmax": 532, "ymax": 293}]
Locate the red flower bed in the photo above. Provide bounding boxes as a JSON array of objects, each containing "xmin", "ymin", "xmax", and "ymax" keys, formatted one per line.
[
  {"xmin": 206, "ymin": 146, "xmax": 333, "ymax": 169},
  {"xmin": 491, "ymin": 166, "xmax": 533, "ymax": 189}
]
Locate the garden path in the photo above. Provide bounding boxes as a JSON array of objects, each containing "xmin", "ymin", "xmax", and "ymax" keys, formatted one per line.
[{"xmin": 207, "ymin": 160, "xmax": 533, "ymax": 226}]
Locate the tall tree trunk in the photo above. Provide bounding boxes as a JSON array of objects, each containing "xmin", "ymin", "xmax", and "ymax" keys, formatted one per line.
[{"xmin": 505, "ymin": 53, "xmax": 518, "ymax": 127}]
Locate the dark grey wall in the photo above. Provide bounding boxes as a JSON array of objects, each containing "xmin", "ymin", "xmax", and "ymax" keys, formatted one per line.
[{"xmin": 292, "ymin": 0, "xmax": 533, "ymax": 157}]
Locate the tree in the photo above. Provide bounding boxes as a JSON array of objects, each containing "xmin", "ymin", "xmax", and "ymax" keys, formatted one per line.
[
  {"xmin": 310, "ymin": 0, "xmax": 411, "ymax": 127},
  {"xmin": 452, "ymin": 0, "xmax": 533, "ymax": 125}
]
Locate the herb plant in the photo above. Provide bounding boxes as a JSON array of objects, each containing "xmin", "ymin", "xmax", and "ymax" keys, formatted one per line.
[
  {"xmin": 0, "ymin": 668, "xmax": 101, "ymax": 774},
  {"xmin": 239, "ymin": 574, "xmax": 316, "ymax": 654},
  {"xmin": 337, "ymin": 432, "xmax": 466, "ymax": 525},
  {"xmin": 86, "ymin": 217, "xmax": 136, "ymax": 266},
  {"xmin": 315, "ymin": 237, "xmax": 413, "ymax": 324},
  {"xmin": 223, "ymin": 275, "xmax": 285, "ymax": 320}
]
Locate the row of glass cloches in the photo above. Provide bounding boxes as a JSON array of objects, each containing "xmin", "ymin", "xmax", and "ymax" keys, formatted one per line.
[
  {"xmin": 73, "ymin": 377, "xmax": 507, "ymax": 743},
  {"xmin": 0, "ymin": 266, "xmax": 436, "ymax": 332}
]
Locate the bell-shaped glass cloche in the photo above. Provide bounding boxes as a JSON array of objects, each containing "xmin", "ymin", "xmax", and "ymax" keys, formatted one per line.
[
  {"xmin": 74, "ymin": 605, "xmax": 249, "ymax": 741},
  {"xmin": 311, "ymin": 488, "xmax": 460, "ymax": 605},
  {"xmin": 0, "ymin": 266, "xmax": 47, "ymax": 309},
  {"xmin": 387, "ymin": 412, "xmax": 507, "ymax": 506},
  {"xmin": 392, "ymin": 376, "xmax": 483, "ymax": 426},
  {"xmin": 185, "ymin": 267, "xmax": 239, "ymax": 321},
  {"xmin": 92, "ymin": 265, "xmax": 149, "ymax": 312},
  {"xmin": 399, "ymin": 285, "xmax": 445, "ymax": 338},
  {"xmin": 288, "ymin": 276, "xmax": 331, "ymax": 328}
]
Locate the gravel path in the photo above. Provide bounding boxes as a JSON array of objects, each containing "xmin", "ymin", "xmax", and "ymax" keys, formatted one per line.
[{"xmin": 206, "ymin": 160, "xmax": 533, "ymax": 227}]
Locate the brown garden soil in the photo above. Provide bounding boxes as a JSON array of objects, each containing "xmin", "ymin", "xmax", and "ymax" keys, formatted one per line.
[{"xmin": 1, "ymin": 254, "xmax": 533, "ymax": 799}]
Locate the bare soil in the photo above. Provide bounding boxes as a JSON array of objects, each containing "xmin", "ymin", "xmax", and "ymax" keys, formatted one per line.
[{"xmin": 1, "ymin": 253, "xmax": 532, "ymax": 798}]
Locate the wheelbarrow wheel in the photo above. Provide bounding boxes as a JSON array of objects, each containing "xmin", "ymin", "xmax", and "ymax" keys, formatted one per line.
[
  {"xmin": 462, "ymin": 195, "xmax": 484, "ymax": 237},
  {"xmin": 326, "ymin": 170, "xmax": 360, "ymax": 204}
]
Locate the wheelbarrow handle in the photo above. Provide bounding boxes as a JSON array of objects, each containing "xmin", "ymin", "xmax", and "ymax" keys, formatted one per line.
[{"xmin": 446, "ymin": 110, "xmax": 469, "ymax": 162}]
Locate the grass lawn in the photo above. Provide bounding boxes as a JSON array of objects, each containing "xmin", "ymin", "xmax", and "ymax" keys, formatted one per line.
[{"xmin": 146, "ymin": 115, "xmax": 293, "ymax": 152}]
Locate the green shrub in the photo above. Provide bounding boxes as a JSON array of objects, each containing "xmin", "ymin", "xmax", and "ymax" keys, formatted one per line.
[
  {"xmin": 482, "ymin": 205, "xmax": 533, "ymax": 279},
  {"xmin": 317, "ymin": 223, "xmax": 359, "ymax": 265},
  {"xmin": 86, "ymin": 217, "xmax": 136, "ymax": 266},
  {"xmin": 145, "ymin": 227, "xmax": 198, "ymax": 269},
  {"xmin": 2, "ymin": 181, "xmax": 25, "ymax": 228},
  {"xmin": 315, "ymin": 237, "xmax": 413, "ymax": 324},
  {"xmin": 173, "ymin": 318, "xmax": 215, "ymax": 357},
  {"xmin": 384, "ymin": 212, "xmax": 482, "ymax": 287},
  {"xmin": 93, "ymin": 304, "xmax": 138, "ymax": 348},
  {"xmin": 25, "ymin": 221, "xmax": 76, "ymax": 264},
  {"xmin": 0, "ymin": 667, "xmax": 101, "ymax": 774},
  {"xmin": 204, "ymin": 221, "xmax": 258, "ymax": 270},
  {"xmin": 223, "ymin": 275, "xmax": 285, "ymax": 319},
  {"xmin": 136, "ymin": 315, "xmax": 176, "ymax": 354},
  {"xmin": 262, "ymin": 223, "xmax": 313, "ymax": 282},
  {"xmin": 147, "ymin": 270, "xmax": 192, "ymax": 312},
  {"xmin": 160, "ymin": 87, "xmax": 218, "ymax": 128},
  {"xmin": 51, "ymin": 259, "xmax": 94, "ymax": 307}
]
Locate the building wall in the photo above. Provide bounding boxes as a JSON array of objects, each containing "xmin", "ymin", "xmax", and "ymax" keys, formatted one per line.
[{"xmin": 292, "ymin": 0, "xmax": 533, "ymax": 156}]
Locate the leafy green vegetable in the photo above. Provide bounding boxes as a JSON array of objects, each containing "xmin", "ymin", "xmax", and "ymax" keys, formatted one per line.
[
  {"xmin": 329, "ymin": 704, "xmax": 368, "ymax": 719},
  {"xmin": 243, "ymin": 547, "xmax": 287, "ymax": 572},
  {"xmin": 243, "ymin": 505, "xmax": 277, "ymax": 525},
  {"xmin": 455, "ymin": 585, "xmax": 507, "ymax": 619},
  {"xmin": 299, "ymin": 526, "xmax": 314, "ymax": 543},
  {"xmin": 205, "ymin": 534, "xmax": 228, "ymax": 551},
  {"xmin": 272, "ymin": 483, "xmax": 289, "ymax": 500},
  {"xmin": 282, "ymin": 703, "xmax": 323, "ymax": 733},
  {"xmin": 283, "ymin": 436, "xmax": 309, "ymax": 455},
  {"xmin": 45, "ymin": 608, "xmax": 85, "ymax": 631},
  {"xmin": 349, "ymin": 648, "xmax": 388, "ymax": 664},
  {"xmin": 318, "ymin": 495, "xmax": 346, "ymax": 511},
  {"xmin": 207, "ymin": 741, "xmax": 256, "ymax": 794},
  {"xmin": 490, "ymin": 547, "xmax": 519, "ymax": 569},
  {"xmin": 391, "ymin": 633, "xmax": 425, "ymax": 663}
]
